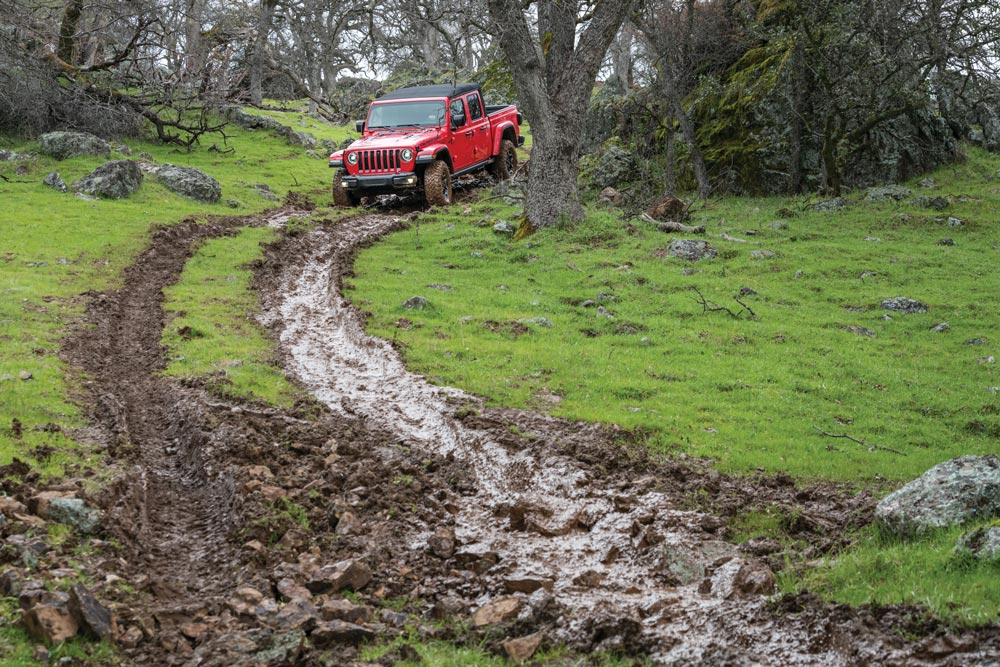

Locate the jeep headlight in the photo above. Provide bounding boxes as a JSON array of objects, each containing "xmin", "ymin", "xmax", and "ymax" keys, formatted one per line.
[
  {"xmin": 400, "ymin": 148, "xmax": 414, "ymax": 162},
  {"xmin": 346, "ymin": 151, "xmax": 359, "ymax": 165}
]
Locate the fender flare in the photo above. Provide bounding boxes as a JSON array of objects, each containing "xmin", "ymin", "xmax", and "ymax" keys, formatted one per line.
[{"xmin": 492, "ymin": 122, "xmax": 517, "ymax": 154}]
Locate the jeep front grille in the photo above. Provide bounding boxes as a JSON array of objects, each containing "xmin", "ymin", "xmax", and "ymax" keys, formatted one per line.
[{"xmin": 357, "ymin": 149, "xmax": 402, "ymax": 173}]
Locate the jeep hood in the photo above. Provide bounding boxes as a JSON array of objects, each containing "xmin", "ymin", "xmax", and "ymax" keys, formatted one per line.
[{"xmin": 350, "ymin": 127, "xmax": 441, "ymax": 150}]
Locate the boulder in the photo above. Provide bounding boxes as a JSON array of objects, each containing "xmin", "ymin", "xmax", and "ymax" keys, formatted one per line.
[
  {"xmin": 68, "ymin": 584, "xmax": 116, "ymax": 641},
  {"xmin": 428, "ymin": 526, "xmax": 456, "ymax": 559},
  {"xmin": 43, "ymin": 172, "xmax": 67, "ymax": 193},
  {"xmin": 472, "ymin": 596, "xmax": 522, "ymax": 627},
  {"xmin": 74, "ymin": 160, "xmax": 142, "ymax": 199},
  {"xmin": 155, "ymin": 164, "xmax": 221, "ymax": 202},
  {"xmin": 402, "ymin": 296, "xmax": 429, "ymax": 310},
  {"xmin": 667, "ymin": 239, "xmax": 717, "ymax": 261},
  {"xmin": 596, "ymin": 146, "xmax": 636, "ymax": 188},
  {"xmin": 492, "ymin": 220, "xmax": 515, "ymax": 235},
  {"xmin": 518, "ymin": 317, "xmax": 553, "ymax": 328},
  {"xmin": 305, "ymin": 559, "xmax": 372, "ymax": 594},
  {"xmin": 38, "ymin": 132, "xmax": 110, "ymax": 160},
  {"xmin": 954, "ymin": 526, "xmax": 1000, "ymax": 561},
  {"xmin": 864, "ymin": 185, "xmax": 911, "ymax": 202},
  {"xmin": 914, "ymin": 195, "xmax": 949, "ymax": 210},
  {"xmin": 875, "ymin": 455, "xmax": 1000, "ymax": 535},
  {"xmin": 48, "ymin": 498, "xmax": 101, "ymax": 534},
  {"xmin": 320, "ymin": 598, "xmax": 372, "ymax": 624},
  {"xmin": 812, "ymin": 198, "xmax": 847, "ymax": 212},
  {"xmin": 310, "ymin": 620, "xmax": 374, "ymax": 646},
  {"xmin": 502, "ymin": 633, "xmax": 543, "ymax": 662},
  {"xmin": 22, "ymin": 604, "xmax": 79, "ymax": 644},
  {"xmin": 646, "ymin": 195, "xmax": 687, "ymax": 221},
  {"xmin": 881, "ymin": 297, "xmax": 928, "ymax": 314},
  {"xmin": 27, "ymin": 491, "xmax": 74, "ymax": 518}
]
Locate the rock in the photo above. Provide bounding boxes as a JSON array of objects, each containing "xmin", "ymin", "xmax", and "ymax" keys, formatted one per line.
[
  {"xmin": 812, "ymin": 197, "xmax": 847, "ymax": 212},
  {"xmin": 864, "ymin": 236, "xmax": 881, "ymax": 242},
  {"xmin": 68, "ymin": 584, "xmax": 116, "ymax": 641},
  {"xmin": 965, "ymin": 337, "xmax": 988, "ymax": 346},
  {"xmin": 255, "ymin": 184, "xmax": 280, "ymax": 201},
  {"xmin": 914, "ymin": 195, "xmax": 949, "ymax": 210},
  {"xmin": 310, "ymin": 620, "xmax": 374, "ymax": 646},
  {"xmin": 37, "ymin": 132, "xmax": 110, "ymax": 160},
  {"xmin": 48, "ymin": 498, "xmax": 101, "ymax": 534},
  {"xmin": 276, "ymin": 578, "xmax": 312, "ymax": 602},
  {"xmin": 179, "ymin": 621, "xmax": 210, "ymax": 641},
  {"xmin": 155, "ymin": 164, "xmax": 221, "ymax": 202},
  {"xmin": 0, "ymin": 569, "xmax": 24, "ymax": 597},
  {"xmin": 843, "ymin": 325, "xmax": 875, "ymax": 337},
  {"xmin": 225, "ymin": 199, "xmax": 240, "ymax": 208},
  {"xmin": 938, "ymin": 238, "xmax": 955, "ymax": 246},
  {"xmin": 503, "ymin": 573, "xmax": 554, "ymax": 594},
  {"xmin": 472, "ymin": 596, "xmax": 522, "ymax": 627},
  {"xmin": 599, "ymin": 187, "xmax": 622, "ymax": 205},
  {"xmin": 18, "ymin": 371, "xmax": 32, "ymax": 381},
  {"xmin": 22, "ymin": 604, "xmax": 79, "ymax": 644},
  {"xmin": 274, "ymin": 599, "xmax": 319, "ymax": 631},
  {"xmin": 919, "ymin": 178, "xmax": 936, "ymax": 189},
  {"xmin": 334, "ymin": 510, "xmax": 361, "ymax": 536},
  {"xmin": 954, "ymin": 526, "xmax": 1000, "ymax": 561},
  {"xmin": 454, "ymin": 543, "xmax": 500, "ymax": 574},
  {"xmin": 43, "ymin": 171, "xmax": 68, "ymax": 193},
  {"xmin": 876, "ymin": 455, "xmax": 1000, "ymax": 535},
  {"xmin": 596, "ymin": 306, "xmax": 614, "ymax": 319},
  {"xmin": 427, "ymin": 283, "xmax": 453, "ymax": 291},
  {"xmin": 305, "ymin": 559, "xmax": 372, "ymax": 594},
  {"xmin": 930, "ymin": 322, "xmax": 950, "ymax": 332},
  {"xmin": 518, "ymin": 317, "xmax": 553, "ymax": 328},
  {"xmin": 946, "ymin": 217, "xmax": 963, "ymax": 227},
  {"xmin": 33, "ymin": 645, "xmax": 49, "ymax": 662},
  {"xmin": 227, "ymin": 586, "xmax": 265, "ymax": 617},
  {"xmin": 119, "ymin": 625, "xmax": 143, "ymax": 649},
  {"xmin": 704, "ymin": 559, "xmax": 776, "ymax": 598},
  {"xmin": 0, "ymin": 496, "xmax": 27, "ymax": 515},
  {"xmin": 596, "ymin": 145, "xmax": 636, "ymax": 187},
  {"xmin": 380, "ymin": 609, "xmax": 408, "ymax": 627},
  {"xmin": 0, "ymin": 149, "xmax": 20, "ymax": 161},
  {"xmin": 865, "ymin": 185, "xmax": 911, "ymax": 202},
  {"xmin": 667, "ymin": 239, "xmax": 716, "ymax": 261},
  {"xmin": 27, "ymin": 491, "xmax": 73, "ymax": 518},
  {"xmin": 750, "ymin": 249, "xmax": 776, "ymax": 259},
  {"xmin": 320, "ymin": 598, "xmax": 372, "ymax": 624},
  {"xmin": 770, "ymin": 220, "xmax": 789, "ymax": 230},
  {"xmin": 646, "ymin": 195, "xmax": 687, "ymax": 221},
  {"xmin": 493, "ymin": 220, "xmax": 515, "ymax": 235},
  {"xmin": 428, "ymin": 526, "xmax": 456, "ymax": 558},
  {"xmin": 881, "ymin": 297, "xmax": 928, "ymax": 314},
  {"xmin": 402, "ymin": 296, "xmax": 429, "ymax": 310},
  {"xmin": 74, "ymin": 160, "xmax": 143, "ymax": 199},
  {"xmin": 502, "ymin": 633, "xmax": 543, "ymax": 662}
]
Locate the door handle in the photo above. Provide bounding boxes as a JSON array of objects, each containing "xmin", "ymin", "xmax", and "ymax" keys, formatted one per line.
[{"xmin": 465, "ymin": 131, "xmax": 474, "ymax": 137}]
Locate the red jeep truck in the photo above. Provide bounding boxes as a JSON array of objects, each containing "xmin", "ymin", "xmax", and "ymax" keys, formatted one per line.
[{"xmin": 329, "ymin": 83, "xmax": 523, "ymax": 206}]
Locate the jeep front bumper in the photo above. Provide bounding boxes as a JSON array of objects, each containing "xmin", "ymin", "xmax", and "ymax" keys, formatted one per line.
[{"xmin": 340, "ymin": 172, "xmax": 420, "ymax": 190}]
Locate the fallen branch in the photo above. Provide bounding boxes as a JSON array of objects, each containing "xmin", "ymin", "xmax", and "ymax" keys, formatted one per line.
[
  {"xmin": 811, "ymin": 425, "xmax": 906, "ymax": 456},
  {"xmin": 639, "ymin": 213, "xmax": 705, "ymax": 233},
  {"xmin": 690, "ymin": 286, "xmax": 758, "ymax": 320}
]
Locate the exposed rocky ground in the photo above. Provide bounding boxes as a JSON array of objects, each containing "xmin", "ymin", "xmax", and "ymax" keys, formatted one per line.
[{"xmin": 2, "ymin": 204, "xmax": 999, "ymax": 665}]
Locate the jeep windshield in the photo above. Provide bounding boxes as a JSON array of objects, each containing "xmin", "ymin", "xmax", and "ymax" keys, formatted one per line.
[{"xmin": 366, "ymin": 100, "xmax": 446, "ymax": 129}]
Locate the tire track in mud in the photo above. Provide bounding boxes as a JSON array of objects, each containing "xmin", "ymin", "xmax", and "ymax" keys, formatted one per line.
[{"xmin": 261, "ymin": 213, "xmax": 999, "ymax": 666}]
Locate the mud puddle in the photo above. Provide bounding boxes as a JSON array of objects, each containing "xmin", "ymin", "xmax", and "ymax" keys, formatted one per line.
[{"xmin": 258, "ymin": 214, "xmax": 998, "ymax": 665}]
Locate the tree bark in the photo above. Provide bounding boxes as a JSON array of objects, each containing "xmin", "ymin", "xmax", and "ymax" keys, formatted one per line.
[
  {"xmin": 57, "ymin": 0, "xmax": 84, "ymax": 65},
  {"xmin": 249, "ymin": 0, "xmax": 278, "ymax": 105},
  {"xmin": 788, "ymin": 27, "xmax": 805, "ymax": 194},
  {"xmin": 659, "ymin": 65, "xmax": 709, "ymax": 199},
  {"xmin": 486, "ymin": 0, "xmax": 633, "ymax": 233}
]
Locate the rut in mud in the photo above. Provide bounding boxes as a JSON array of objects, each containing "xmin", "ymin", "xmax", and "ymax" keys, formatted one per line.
[{"xmin": 54, "ymin": 206, "xmax": 999, "ymax": 666}]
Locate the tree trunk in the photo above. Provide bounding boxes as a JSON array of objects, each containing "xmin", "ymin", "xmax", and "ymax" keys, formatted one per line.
[
  {"xmin": 486, "ymin": 0, "xmax": 632, "ymax": 232},
  {"xmin": 664, "ymin": 116, "xmax": 676, "ymax": 193},
  {"xmin": 249, "ymin": 0, "xmax": 277, "ymax": 105},
  {"xmin": 660, "ymin": 66, "xmax": 709, "ymax": 199},
  {"xmin": 788, "ymin": 27, "xmax": 805, "ymax": 194},
  {"xmin": 57, "ymin": 0, "xmax": 84, "ymax": 65},
  {"xmin": 183, "ymin": 0, "xmax": 207, "ymax": 83}
]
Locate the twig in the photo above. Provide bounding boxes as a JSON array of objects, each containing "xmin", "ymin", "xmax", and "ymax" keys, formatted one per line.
[
  {"xmin": 811, "ymin": 425, "xmax": 906, "ymax": 455},
  {"xmin": 733, "ymin": 296, "xmax": 757, "ymax": 320},
  {"xmin": 691, "ymin": 286, "xmax": 756, "ymax": 320}
]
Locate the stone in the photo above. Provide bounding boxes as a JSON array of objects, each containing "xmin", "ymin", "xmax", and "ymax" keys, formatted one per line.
[
  {"xmin": 596, "ymin": 306, "xmax": 614, "ymax": 319},
  {"xmin": 881, "ymin": 297, "xmax": 928, "ymax": 314},
  {"xmin": 22, "ymin": 604, "xmax": 79, "ymax": 643},
  {"xmin": 864, "ymin": 185, "xmax": 911, "ymax": 202},
  {"xmin": 428, "ymin": 526, "xmax": 456, "ymax": 559},
  {"xmin": 402, "ymin": 296, "xmax": 430, "ymax": 310},
  {"xmin": 914, "ymin": 195, "xmax": 949, "ymax": 210},
  {"xmin": 667, "ymin": 239, "xmax": 716, "ymax": 261},
  {"xmin": 503, "ymin": 574, "xmax": 554, "ymax": 595},
  {"xmin": 380, "ymin": 609, "xmax": 408, "ymax": 626},
  {"xmin": 155, "ymin": 164, "xmax": 221, "ymax": 202},
  {"xmin": 227, "ymin": 587, "xmax": 265, "ymax": 616},
  {"xmin": 334, "ymin": 510, "xmax": 361, "ymax": 536},
  {"xmin": 68, "ymin": 584, "xmax": 116, "ymax": 641},
  {"xmin": 18, "ymin": 371, "xmax": 32, "ymax": 381},
  {"xmin": 74, "ymin": 160, "xmax": 143, "ymax": 199},
  {"xmin": 518, "ymin": 317, "xmax": 553, "ymax": 328},
  {"xmin": 919, "ymin": 178, "xmax": 936, "ymax": 189},
  {"xmin": 48, "ymin": 498, "xmax": 101, "ymax": 534},
  {"xmin": 119, "ymin": 625, "xmax": 143, "ymax": 649},
  {"xmin": 0, "ymin": 149, "xmax": 20, "ymax": 161},
  {"xmin": 938, "ymin": 238, "xmax": 955, "ymax": 246},
  {"xmin": 599, "ymin": 187, "xmax": 622, "ymax": 205},
  {"xmin": 0, "ymin": 569, "xmax": 24, "ymax": 597},
  {"xmin": 596, "ymin": 145, "xmax": 636, "ymax": 188},
  {"xmin": 276, "ymin": 577, "xmax": 312, "ymax": 602},
  {"xmin": 37, "ymin": 132, "xmax": 110, "ymax": 160},
  {"xmin": 43, "ymin": 171, "xmax": 68, "ymax": 193},
  {"xmin": 811, "ymin": 198, "xmax": 847, "ymax": 212},
  {"xmin": 472, "ymin": 596, "xmax": 522, "ymax": 627},
  {"xmin": 770, "ymin": 220, "xmax": 788, "ymax": 230},
  {"xmin": 255, "ymin": 184, "xmax": 280, "ymax": 201},
  {"xmin": 320, "ymin": 598, "xmax": 372, "ymax": 624},
  {"xmin": 843, "ymin": 325, "xmax": 875, "ymax": 337},
  {"xmin": 0, "ymin": 496, "xmax": 27, "ymax": 515},
  {"xmin": 947, "ymin": 217, "xmax": 963, "ymax": 227},
  {"xmin": 954, "ymin": 526, "xmax": 1000, "ymax": 561},
  {"xmin": 876, "ymin": 455, "xmax": 1000, "ymax": 535},
  {"xmin": 492, "ymin": 220, "xmax": 515, "ymax": 235},
  {"xmin": 502, "ymin": 633, "xmax": 543, "ymax": 662},
  {"xmin": 310, "ymin": 620, "xmax": 374, "ymax": 646},
  {"xmin": 225, "ymin": 199, "xmax": 240, "ymax": 208},
  {"xmin": 27, "ymin": 491, "xmax": 74, "ymax": 519},
  {"xmin": 274, "ymin": 598, "xmax": 319, "ymax": 630},
  {"xmin": 750, "ymin": 249, "xmax": 776, "ymax": 259},
  {"xmin": 305, "ymin": 559, "xmax": 372, "ymax": 594},
  {"xmin": 930, "ymin": 322, "xmax": 950, "ymax": 333}
]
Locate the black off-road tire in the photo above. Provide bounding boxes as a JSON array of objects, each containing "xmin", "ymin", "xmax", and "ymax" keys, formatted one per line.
[
  {"xmin": 490, "ymin": 139, "xmax": 518, "ymax": 181},
  {"xmin": 332, "ymin": 169, "xmax": 358, "ymax": 207},
  {"xmin": 423, "ymin": 160, "xmax": 453, "ymax": 207}
]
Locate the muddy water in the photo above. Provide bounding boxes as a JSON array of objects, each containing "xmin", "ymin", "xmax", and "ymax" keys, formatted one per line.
[{"xmin": 266, "ymin": 215, "xmax": 876, "ymax": 665}]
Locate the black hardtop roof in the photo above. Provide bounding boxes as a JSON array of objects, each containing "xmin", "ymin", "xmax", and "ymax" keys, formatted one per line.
[{"xmin": 376, "ymin": 83, "xmax": 481, "ymax": 101}]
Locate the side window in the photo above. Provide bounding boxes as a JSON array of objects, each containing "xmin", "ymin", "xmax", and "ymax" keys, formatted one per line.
[
  {"xmin": 467, "ymin": 93, "xmax": 483, "ymax": 121},
  {"xmin": 449, "ymin": 98, "xmax": 466, "ymax": 125}
]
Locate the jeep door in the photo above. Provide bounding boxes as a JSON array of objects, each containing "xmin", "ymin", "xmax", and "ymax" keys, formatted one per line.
[
  {"xmin": 464, "ymin": 92, "xmax": 491, "ymax": 166},
  {"xmin": 448, "ymin": 97, "xmax": 473, "ymax": 171}
]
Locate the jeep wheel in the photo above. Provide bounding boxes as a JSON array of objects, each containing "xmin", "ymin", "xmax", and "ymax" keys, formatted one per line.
[
  {"xmin": 332, "ymin": 170, "xmax": 358, "ymax": 207},
  {"xmin": 423, "ymin": 160, "xmax": 453, "ymax": 207},
  {"xmin": 490, "ymin": 139, "xmax": 518, "ymax": 181}
]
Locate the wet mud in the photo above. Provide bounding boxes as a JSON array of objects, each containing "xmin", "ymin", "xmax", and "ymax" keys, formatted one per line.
[{"xmin": 41, "ymin": 206, "xmax": 999, "ymax": 665}]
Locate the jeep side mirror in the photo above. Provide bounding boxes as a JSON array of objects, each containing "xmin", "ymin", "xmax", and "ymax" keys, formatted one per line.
[
  {"xmin": 451, "ymin": 113, "xmax": 466, "ymax": 129},
  {"xmin": 355, "ymin": 120, "xmax": 364, "ymax": 132}
]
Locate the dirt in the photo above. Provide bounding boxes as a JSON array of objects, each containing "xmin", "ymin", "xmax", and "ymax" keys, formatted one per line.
[{"xmin": 3, "ymin": 205, "xmax": 992, "ymax": 665}]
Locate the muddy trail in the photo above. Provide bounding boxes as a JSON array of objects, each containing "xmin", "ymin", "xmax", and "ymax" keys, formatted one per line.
[{"xmin": 43, "ymin": 206, "xmax": 998, "ymax": 665}]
